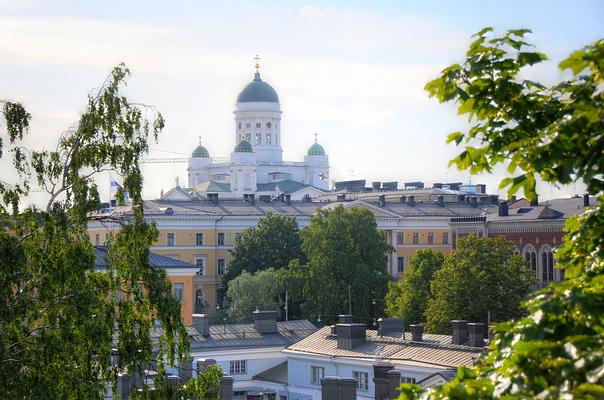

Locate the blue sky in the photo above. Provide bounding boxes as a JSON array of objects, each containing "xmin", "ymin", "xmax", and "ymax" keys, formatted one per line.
[{"xmin": 1, "ymin": 1, "xmax": 602, "ymax": 204}]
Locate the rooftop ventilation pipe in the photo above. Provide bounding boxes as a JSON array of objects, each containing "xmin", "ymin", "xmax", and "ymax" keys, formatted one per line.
[{"xmin": 451, "ymin": 320, "xmax": 468, "ymax": 345}]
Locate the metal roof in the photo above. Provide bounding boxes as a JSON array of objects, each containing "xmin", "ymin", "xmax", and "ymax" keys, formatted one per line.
[
  {"xmin": 94, "ymin": 246, "xmax": 195, "ymax": 269},
  {"xmin": 188, "ymin": 319, "xmax": 317, "ymax": 351},
  {"xmin": 283, "ymin": 327, "xmax": 483, "ymax": 369},
  {"xmin": 237, "ymin": 72, "xmax": 280, "ymax": 103}
]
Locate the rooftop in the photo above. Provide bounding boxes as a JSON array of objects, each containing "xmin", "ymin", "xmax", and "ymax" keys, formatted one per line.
[
  {"xmin": 94, "ymin": 246, "xmax": 195, "ymax": 269},
  {"xmin": 187, "ymin": 319, "xmax": 317, "ymax": 351},
  {"xmin": 283, "ymin": 326, "xmax": 483, "ymax": 369}
]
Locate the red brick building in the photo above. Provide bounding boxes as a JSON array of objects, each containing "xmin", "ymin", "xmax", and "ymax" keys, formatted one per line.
[{"xmin": 450, "ymin": 195, "xmax": 593, "ymax": 288}]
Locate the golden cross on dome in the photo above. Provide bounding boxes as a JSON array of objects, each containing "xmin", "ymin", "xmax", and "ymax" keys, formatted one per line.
[
  {"xmin": 314, "ymin": 132, "xmax": 318, "ymax": 143},
  {"xmin": 254, "ymin": 54, "xmax": 261, "ymax": 72},
  {"xmin": 198, "ymin": 134, "xmax": 202, "ymax": 145}
]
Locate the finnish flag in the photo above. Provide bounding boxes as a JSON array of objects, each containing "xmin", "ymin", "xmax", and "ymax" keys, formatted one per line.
[{"xmin": 318, "ymin": 172, "xmax": 327, "ymax": 181}]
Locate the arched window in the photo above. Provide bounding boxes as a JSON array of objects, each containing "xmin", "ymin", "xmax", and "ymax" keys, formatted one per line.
[
  {"xmin": 540, "ymin": 246, "xmax": 555, "ymax": 282},
  {"xmin": 523, "ymin": 245, "xmax": 537, "ymax": 276},
  {"xmin": 266, "ymin": 122, "xmax": 272, "ymax": 129}
]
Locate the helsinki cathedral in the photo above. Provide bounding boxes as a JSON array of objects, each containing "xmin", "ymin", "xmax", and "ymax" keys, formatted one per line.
[{"xmin": 173, "ymin": 57, "xmax": 330, "ymax": 202}]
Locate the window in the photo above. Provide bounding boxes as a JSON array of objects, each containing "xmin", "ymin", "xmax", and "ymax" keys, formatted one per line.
[
  {"xmin": 353, "ymin": 371, "xmax": 369, "ymax": 391},
  {"xmin": 427, "ymin": 232, "xmax": 434, "ymax": 245},
  {"xmin": 412, "ymin": 232, "xmax": 419, "ymax": 245},
  {"xmin": 255, "ymin": 132, "xmax": 261, "ymax": 144},
  {"xmin": 397, "ymin": 256, "xmax": 405, "ymax": 273},
  {"xmin": 401, "ymin": 376, "xmax": 416, "ymax": 384},
  {"xmin": 267, "ymin": 122, "xmax": 272, "ymax": 128},
  {"xmin": 245, "ymin": 133, "xmax": 251, "ymax": 141},
  {"xmin": 235, "ymin": 232, "xmax": 241, "ymax": 240},
  {"xmin": 266, "ymin": 133, "xmax": 272, "ymax": 145},
  {"xmin": 311, "ymin": 366, "xmax": 325, "ymax": 385},
  {"xmin": 256, "ymin": 122, "xmax": 261, "ymax": 128},
  {"xmin": 166, "ymin": 233, "xmax": 175, "ymax": 247},
  {"xmin": 172, "ymin": 283, "xmax": 184, "ymax": 304},
  {"xmin": 195, "ymin": 257, "xmax": 205, "ymax": 275},
  {"xmin": 238, "ymin": 122, "xmax": 242, "ymax": 130},
  {"xmin": 217, "ymin": 232, "xmax": 225, "ymax": 246},
  {"xmin": 230, "ymin": 360, "xmax": 247, "ymax": 375},
  {"xmin": 443, "ymin": 232, "xmax": 449, "ymax": 245},
  {"xmin": 195, "ymin": 289, "xmax": 204, "ymax": 305},
  {"xmin": 542, "ymin": 250, "xmax": 554, "ymax": 282},
  {"xmin": 397, "ymin": 232, "xmax": 404, "ymax": 245},
  {"xmin": 196, "ymin": 233, "xmax": 204, "ymax": 246},
  {"xmin": 246, "ymin": 123, "xmax": 251, "ymax": 129},
  {"xmin": 524, "ymin": 248, "xmax": 537, "ymax": 273},
  {"xmin": 94, "ymin": 233, "xmax": 100, "ymax": 246},
  {"xmin": 104, "ymin": 233, "xmax": 110, "ymax": 245},
  {"xmin": 217, "ymin": 259, "xmax": 226, "ymax": 275}
]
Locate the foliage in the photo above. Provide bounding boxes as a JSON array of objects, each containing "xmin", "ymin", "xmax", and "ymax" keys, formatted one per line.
[
  {"xmin": 223, "ymin": 212, "xmax": 303, "ymax": 287},
  {"xmin": 300, "ymin": 206, "xmax": 391, "ymax": 324},
  {"xmin": 180, "ymin": 364, "xmax": 223, "ymax": 400},
  {"xmin": 0, "ymin": 65, "xmax": 208, "ymax": 399},
  {"xmin": 275, "ymin": 259, "xmax": 309, "ymax": 321},
  {"xmin": 226, "ymin": 268, "xmax": 281, "ymax": 322},
  {"xmin": 424, "ymin": 235, "xmax": 531, "ymax": 333},
  {"xmin": 398, "ymin": 29, "xmax": 604, "ymax": 399},
  {"xmin": 385, "ymin": 249, "xmax": 444, "ymax": 324}
]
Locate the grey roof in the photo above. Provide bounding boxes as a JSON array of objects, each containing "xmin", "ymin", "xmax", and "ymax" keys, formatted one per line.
[
  {"xmin": 237, "ymin": 72, "xmax": 280, "ymax": 103},
  {"xmin": 253, "ymin": 361, "xmax": 288, "ymax": 384},
  {"xmin": 485, "ymin": 196, "xmax": 595, "ymax": 223},
  {"xmin": 187, "ymin": 319, "xmax": 317, "ymax": 351},
  {"xmin": 94, "ymin": 246, "xmax": 195, "ymax": 269},
  {"xmin": 256, "ymin": 179, "xmax": 314, "ymax": 194},
  {"xmin": 234, "ymin": 139, "xmax": 254, "ymax": 153},
  {"xmin": 307, "ymin": 142, "xmax": 326, "ymax": 156},
  {"xmin": 284, "ymin": 327, "xmax": 483, "ymax": 369},
  {"xmin": 194, "ymin": 180, "xmax": 232, "ymax": 193},
  {"xmin": 143, "ymin": 199, "xmax": 327, "ymax": 217},
  {"xmin": 192, "ymin": 145, "xmax": 210, "ymax": 158},
  {"xmin": 418, "ymin": 369, "xmax": 458, "ymax": 385}
]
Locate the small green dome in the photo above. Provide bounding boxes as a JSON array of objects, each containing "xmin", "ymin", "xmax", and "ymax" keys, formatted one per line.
[
  {"xmin": 307, "ymin": 142, "xmax": 326, "ymax": 156},
  {"xmin": 234, "ymin": 139, "xmax": 253, "ymax": 153},
  {"xmin": 192, "ymin": 145, "xmax": 210, "ymax": 158}
]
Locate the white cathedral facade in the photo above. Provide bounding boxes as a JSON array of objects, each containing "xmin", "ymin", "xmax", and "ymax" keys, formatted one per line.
[{"xmin": 163, "ymin": 63, "xmax": 330, "ymax": 202}]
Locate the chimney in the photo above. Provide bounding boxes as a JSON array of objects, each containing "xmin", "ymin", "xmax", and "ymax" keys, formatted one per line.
[
  {"xmin": 330, "ymin": 325, "xmax": 337, "ymax": 335},
  {"xmin": 476, "ymin": 184, "xmax": 486, "ymax": 194},
  {"xmin": 437, "ymin": 195, "xmax": 444, "ymax": 207},
  {"xmin": 339, "ymin": 314, "xmax": 353, "ymax": 324},
  {"xmin": 470, "ymin": 197, "xmax": 478, "ymax": 207},
  {"xmin": 433, "ymin": 183, "xmax": 443, "ymax": 189},
  {"xmin": 178, "ymin": 358, "xmax": 193, "ymax": 382},
  {"xmin": 498, "ymin": 201, "xmax": 509, "ymax": 217},
  {"xmin": 373, "ymin": 364, "xmax": 394, "ymax": 400},
  {"xmin": 387, "ymin": 370, "xmax": 402, "ymax": 399},
  {"xmin": 378, "ymin": 194, "xmax": 386, "ymax": 207},
  {"xmin": 457, "ymin": 194, "xmax": 466, "ymax": 203},
  {"xmin": 399, "ymin": 196, "xmax": 407, "ymax": 204},
  {"xmin": 117, "ymin": 373, "xmax": 131, "ymax": 400},
  {"xmin": 410, "ymin": 324, "xmax": 423, "ymax": 342},
  {"xmin": 467, "ymin": 323, "xmax": 485, "ymax": 347},
  {"xmin": 339, "ymin": 378, "xmax": 357, "ymax": 399},
  {"xmin": 529, "ymin": 196, "xmax": 539, "ymax": 207},
  {"xmin": 244, "ymin": 193, "xmax": 256, "ymax": 204},
  {"xmin": 196, "ymin": 359, "xmax": 216, "ymax": 375},
  {"xmin": 451, "ymin": 320, "xmax": 468, "ymax": 345},
  {"xmin": 284, "ymin": 194, "xmax": 291, "ymax": 205},
  {"xmin": 337, "ymin": 193, "xmax": 346, "ymax": 201},
  {"xmin": 583, "ymin": 194, "xmax": 590, "ymax": 207},
  {"xmin": 192, "ymin": 314, "xmax": 210, "ymax": 337},
  {"xmin": 336, "ymin": 323, "xmax": 366, "ymax": 350},
  {"xmin": 220, "ymin": 376, "xmax": 234, "ymax": 400},
  {"xmin": 407, "ymin": 195, "xmax": 415, "ymax": 206},
  {"xmin": 253, "ymin": 310, "xmax": 278, "ymax": 334},
  {"xmin": 372, "ymin": 181, "xmax": 382, "ymax": 190},
  {"xmin": 378, "ymin": 317, "xmax": 405, "ymax": 336},
  {"xmin": 321, "ymin": 377, "xmax": 341, "ymax": 399}
]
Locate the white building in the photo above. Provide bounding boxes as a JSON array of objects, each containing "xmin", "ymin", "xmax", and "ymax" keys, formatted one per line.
[{"xmin": 183, "ymin": 62, "xmax": 329, "ymax": 202}]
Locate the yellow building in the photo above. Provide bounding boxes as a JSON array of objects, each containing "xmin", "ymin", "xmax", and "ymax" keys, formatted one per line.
[{"xmin": 88, "ymin": 186, "xmax": 497, "ymax": 321}]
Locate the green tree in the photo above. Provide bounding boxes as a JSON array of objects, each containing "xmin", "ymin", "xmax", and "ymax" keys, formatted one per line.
[
  {"xmin": 300, "ymin": 206, "xmax": 391, "ymax": 324},
  {"xmin": 424, "ymin": 235, "xmax": 531, "ymax": 333},
  {"xmin": 385, "ymin": 249, "xmax": 444, "ymax": 324},
  {"xmin": 0, "ymin": 65, "xmax": 214, "ymax": 399},
  {"xmin": 226, "ymin": 268, "xmax": 281, "ymax": 322},
  {"xmin": 399, "ymin": 29, "xmax": 604, "ymax": 399},
  {"xmin": 276, "ymin": 259, "xmax": 309, "ymax": 321},
  {"xmin": 223, "ymin": 212, "xmax": 303, "ymax": 287}
]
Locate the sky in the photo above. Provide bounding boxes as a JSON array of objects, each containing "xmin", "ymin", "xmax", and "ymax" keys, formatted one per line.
[{"xmin": 1, "ymin": 0, "xmax": 603, "ymax": 206}]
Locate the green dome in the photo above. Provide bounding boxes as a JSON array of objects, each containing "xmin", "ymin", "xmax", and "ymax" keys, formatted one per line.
[
  {"xmin": 234, "ymin": 139, "xmax": 253, "ymax": 153},
  {"xmin": 237, "ymin": 73, "xmax": 280, "ymax": 103},
  {"xmin": 192, "ymin": 145, "xmax": 210, "ymax": 158},
  {"xmin": 307, "ymin": 142, "xmax": 326, "ymax": 156}
]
